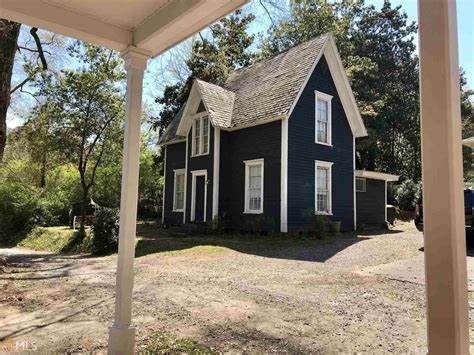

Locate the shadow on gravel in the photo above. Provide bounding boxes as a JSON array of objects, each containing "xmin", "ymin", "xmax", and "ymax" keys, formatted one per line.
[
  {"xmin": 0, "ymin": 252, "xmax": 93, "ymax": 281},
  {"xmin": 135, "ymin": 224, "xmax": 371, "ymax": 263},
  {"xmin": 0, "ymin": 297, "xmax": 112, "ymax": 341}
]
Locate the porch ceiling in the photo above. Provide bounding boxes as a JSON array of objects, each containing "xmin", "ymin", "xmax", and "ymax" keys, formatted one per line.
[{"xmin": 0, "ymin": 0, "xmax": 248, "ymax": 57}]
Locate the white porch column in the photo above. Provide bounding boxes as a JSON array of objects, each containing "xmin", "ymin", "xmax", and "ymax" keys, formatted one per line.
[
  {"xmin": 418, "ymin": 1, "xmax": 469, "ymax": 354},
  {"xmin": 108, "ymin": 46, "xmax": 151, "ymax": 355}
]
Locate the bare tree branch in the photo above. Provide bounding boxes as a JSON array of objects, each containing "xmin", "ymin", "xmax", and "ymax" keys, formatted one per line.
[
  {"xmin": 17, "ymin": 46, "xmax": 52, "ymax": 56},
  {"xmin": 30, "ymin": 27, "xmax": 48, "ymax": 70},
  {"xmin": 259, "ymin": 0, "xmax": 276, "ymax": 27},
  {"xmin": 10, "ymin": 27, "xmax": 50, "ymax": 95},
  {"xmin": 10, "ymin": 77, "xmax": 30, "ymax": 94}
]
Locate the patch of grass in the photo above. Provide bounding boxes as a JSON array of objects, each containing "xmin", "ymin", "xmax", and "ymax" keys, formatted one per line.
[
  {"xmin": 17, "ymin": 226, "xmax": 92, "ymax": 253},
  {"xmin": 146, "ymin": 332, "xmax": 218, "ymax": 354},
  {"xmin": 155, "ymin": 244, "xmax": 231, "ymax": 256},
  {"xmin": 135, "ymin": 223, "xmax": 340, "ymax": 259}
]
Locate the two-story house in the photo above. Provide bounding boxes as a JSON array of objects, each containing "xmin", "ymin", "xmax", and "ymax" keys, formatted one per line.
[{"xmin": 158, "ymin": 33, "xmax": 398, "ymax": 233}]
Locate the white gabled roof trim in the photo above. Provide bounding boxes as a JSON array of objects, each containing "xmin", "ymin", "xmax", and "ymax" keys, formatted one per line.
[
  {"xmin": 288, "ymin": 33, "xmax": 368, "ymax": 138},
  {"xmin": 176, "ymin": 79, "xmax": 236, "ymax": 136},
  {"xmin": 355, "ymin": 170, "xmax": 399, "ymax": 182},
  {"xmin": 177, "ymin": 81, "xmax": 203, "ymax": 136}
]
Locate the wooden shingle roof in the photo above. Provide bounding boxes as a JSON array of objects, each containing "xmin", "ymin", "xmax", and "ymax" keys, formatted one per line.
[
  {"xmin": 223, "ymin": 34, "xmax": 328, "ymax": 128},
  {"xmin": 160, "ymin": 34, "xmax": 341, "ymax": 144}
]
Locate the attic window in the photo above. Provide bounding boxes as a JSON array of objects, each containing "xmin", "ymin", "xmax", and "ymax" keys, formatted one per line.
[
  {"xmin": 192, "ymin": 113, "xmax": 210, "ymax": 157},
  {"xmin": 315, "ymin": 91, "xmax": 333, "ymax": 146},
  {"xmin": 197, "ymin": 100, "xmax": 206, "ymax": 113}
]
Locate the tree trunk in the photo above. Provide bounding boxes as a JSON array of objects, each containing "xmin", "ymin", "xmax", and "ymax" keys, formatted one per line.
[
  {"xmin": 79, "ymin": 183, "xmax": 89, "ymax": 239},
  {"xmin": 0, "ymin": 20, "xmax": 21, "ymax": 161},
  {"xmin": 40, "ymin": 150, "xmax": 47, "ymax": 187}
]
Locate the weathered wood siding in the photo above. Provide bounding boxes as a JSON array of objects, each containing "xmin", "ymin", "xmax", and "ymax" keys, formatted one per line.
[
  {"xmin": 288, "ymin": 55, "xmax": 355, "ymax": 231},
  {"xmin": 356, "ymin": 178, "xmax": 386, "ymax": 228},
  {"xmin": 219, "ymin": 121, "xmax": 281, "ymax": 231},
  {"xmin": 163, "ymin": 142, "xmax": 186, "ymax": 225}
]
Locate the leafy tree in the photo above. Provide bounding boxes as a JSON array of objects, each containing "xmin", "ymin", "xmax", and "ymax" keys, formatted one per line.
[
  {"xmin": 31, "ymin": 43, "xmax": 125, "ymax": 237},
  {"xmin": 262, "ymin": 0, "xmax": 421, "ymax": 181},
  {"xmin": 394, "ymin": 179, "xmax": 422, "ymax": 211},
  {"xmin": 460, "ymin": 70, "xmax": 473, "ymax": 183},
  {"xmin": 151, "ymin": 10, "xmax": 256, "ymax": 148},
  {"xmin": 1, "ymin": 20, "xmax": 57, "ymax": 161},
  {"xmin": 0, "ymin": 20, "xmax": 20, "ymax": 161}
]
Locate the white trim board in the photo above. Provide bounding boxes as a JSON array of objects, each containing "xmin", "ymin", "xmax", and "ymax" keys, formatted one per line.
[
  {"xmin": 212, "ymin": 128, "xmax": 220, "ymax": 220},
  {"xmin": 161, "ymin": 139, "xmax": 186, "ymax": 146},
  {"xmin": 183, "ymin": 134, "xmax": 189, "ymax": 224},
  {"xmin": 280, "ymin": 118, "xmax": 288, "ymax": 233},
  {"xmin": 162, "ymin": 145, "xmax": 167, "ymax": 224},
  {"xmin": 353, "ymin": 137, "xmax": 357, "ymax": 231}
]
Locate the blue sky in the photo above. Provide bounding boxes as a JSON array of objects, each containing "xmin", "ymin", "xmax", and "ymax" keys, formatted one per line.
[
  {"xmin": 7, "ymin": 0, "xmax": 474, "ymax": 128},
  {"xmin": 365, "ymin": 0, "xmax": 474, "ymax": 86},
  {"xmin": 143, "ymin": 0, "xmax": 473, "ymax": 114}
]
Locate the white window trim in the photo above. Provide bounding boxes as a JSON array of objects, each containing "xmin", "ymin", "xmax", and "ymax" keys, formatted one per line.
[
  {"xmin": 190, "ymin": 169, "xmax": 208, "ymax": 222},
  {"xmin": 315, "ymin": 160, "xmax": 334, "ymax": 215},
  {"xmin": 315, "ymin": 90, "xmax": 333, "ymax": 146},
  {"xmin": 356, "ymin": 177, "xmax": 367, "ymax": 192},
  {"xmin": 191, "ymin": 112, "xmax": 210, "ymax": 157},
  {"xmin": 244, "ymin": 158, "xmax": 264, "ymax": 214},
  {"xmin": 172, "ymin": 169, "xmax": 185, "ymax": 212}
]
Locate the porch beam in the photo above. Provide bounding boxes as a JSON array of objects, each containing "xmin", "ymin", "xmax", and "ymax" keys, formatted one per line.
[
  {"xmin": 418, "ymin": 0, "xmax": 469, "ymax": 353},
  {"xmin": 0, "ymin": 0, "xmax": 131, "ymax": 51},
  {"xmin": 108, "ymin": 46, "xmax": 151, "ymax": 355}
]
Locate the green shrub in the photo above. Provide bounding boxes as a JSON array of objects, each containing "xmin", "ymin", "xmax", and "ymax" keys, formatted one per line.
[
  {"xmin": 303, "ymin": 209, "xmax": 328, "ymax": 239},
  {"xmin": 394, "ymin": 179, "xmax": 422, "ymax": 211},
  {"xmin": 92, "ymin": 207, "xmax": 119, "ymax": 254},
  {"xmin": 243, "ymin": 215, "xmax": 277, "ymax": 235},
  {"xmin": 208, "ymin": 212, "xmax": 231, "ymax": 235},
  {"xmin": 0, "ymin": 181, "xmax": 38, "ymax": 244},
  {"xmin": 326, "ymin": 221, "xmax": 341, "ymax": 235},
  {"xmin": 43, "ymin": 165, "xmax": 82, "ymax": 224}
]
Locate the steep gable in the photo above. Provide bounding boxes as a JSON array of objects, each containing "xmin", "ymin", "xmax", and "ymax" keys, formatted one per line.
[
  {"xmin": 160, "ymin": 33, "xmax": 367, "ymax": 144},
  {"xmin": 223, "ymin": 34, "xmax": 328, "ymax": 128}
]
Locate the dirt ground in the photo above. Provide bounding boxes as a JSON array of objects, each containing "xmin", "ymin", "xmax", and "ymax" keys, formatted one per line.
[{"xmin": 1, "ymin": 222, "xmax": 472, "ymax": 353}]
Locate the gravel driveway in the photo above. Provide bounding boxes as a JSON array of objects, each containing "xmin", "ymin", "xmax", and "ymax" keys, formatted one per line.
[{"xmin": 0, "ymin": 222, "xmax": 471, "ymax": 353}]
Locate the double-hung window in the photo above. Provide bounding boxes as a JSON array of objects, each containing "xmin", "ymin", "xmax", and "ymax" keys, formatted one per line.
[
  {"xmin": 315, "ymin": 160, "xmax": 333, "ymax": 215},
  {"xmin": 244, "ymin": 159, "xmax": 264, "ymax": 214},
  {"xmin": 173, "ymin": 169, "xmax": 185, "ymax": 212},
  {"xmin": 192, "ymin": 114, "xmax": 210, "ymax": 156},
  {"xmin": 315, "ymin": 91, "xmax": 333, "ymax": 145}
]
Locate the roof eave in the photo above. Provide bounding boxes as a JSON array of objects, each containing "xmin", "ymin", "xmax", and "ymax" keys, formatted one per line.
[{"xmin": 355, "ymin": 170, "xmax": 400, "ymax": 182}]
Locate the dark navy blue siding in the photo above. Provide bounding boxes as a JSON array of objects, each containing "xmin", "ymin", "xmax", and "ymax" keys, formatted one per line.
[
  {"xmin": 219, "ymin": 121, "xmax": 281, "ymax": 231},
  {"xmin": 163, "ymin": 142, "xmax": 186, "ymax": 225},
  {"xmin": 186, "ymin": 125, "xmax": 214, "ymax": 223},
  {"xmin": 356, "ymin": 178, "xmax": 386, "ymax": 228},
  {"xmin": 288, "ymin": 55, "xmax": 354, "ymax": 231}
]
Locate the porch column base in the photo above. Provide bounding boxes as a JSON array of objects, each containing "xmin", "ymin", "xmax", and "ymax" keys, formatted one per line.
[{"xmin": 108, "ymin": 325, "xmax": 136, "ymax": 355}]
